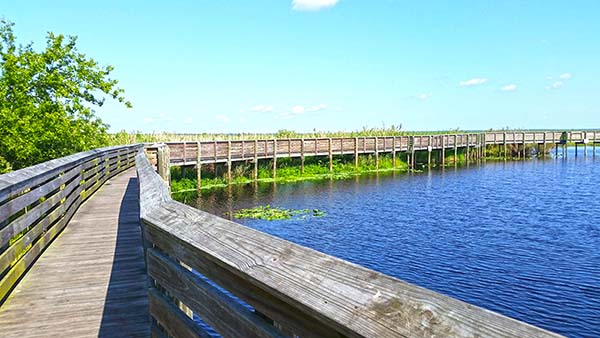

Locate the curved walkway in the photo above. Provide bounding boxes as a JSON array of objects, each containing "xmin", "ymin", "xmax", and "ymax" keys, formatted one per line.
[{"xmin": 0, "ymin": 169, "xmax": 149, "ymax": 337}]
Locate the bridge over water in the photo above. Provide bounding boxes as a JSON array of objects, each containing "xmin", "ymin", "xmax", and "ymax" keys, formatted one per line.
[{"xmin": 2, "ymin": 131, "xmax": 596, "ymax": 337}]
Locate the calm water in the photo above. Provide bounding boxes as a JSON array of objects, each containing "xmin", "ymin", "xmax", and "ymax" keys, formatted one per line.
[{"xmin": 191, "ymin": 150, "xmax": 600, "ymax": 337}]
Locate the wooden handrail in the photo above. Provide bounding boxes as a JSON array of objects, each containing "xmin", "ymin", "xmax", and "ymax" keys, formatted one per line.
[
  {"xmin": 162, "ymin": 131, "xmax": 600, "ymax": 166},
  {"xmin": 137, "ymin": 149, "xmax": 562, "ymax": 337},
  {"xmin": 0, "ymin": 144, "xmax": 142, "ymax": 303}
]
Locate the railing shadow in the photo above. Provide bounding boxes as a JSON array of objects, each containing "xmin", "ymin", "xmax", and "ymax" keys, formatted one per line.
[{"xmin": 98, "ymin": 177, "xmax": 150, "ymax": 337}]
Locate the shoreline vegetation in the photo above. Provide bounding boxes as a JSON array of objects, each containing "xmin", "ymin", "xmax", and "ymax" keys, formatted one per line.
[
  {"xmin": 107, "ymin": 127, "xmax": 598, "ymax": 145},
  {"xmin": 170, "ymin": 143, "xmax": 553, "ymax": 202}
]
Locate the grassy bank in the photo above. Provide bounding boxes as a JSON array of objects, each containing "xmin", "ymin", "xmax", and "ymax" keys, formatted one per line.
[
  {"xmin": 171, "ymin": 153, "xmax": 410, "ymax": 194},
  {"xmin": 169, "ymin": 142, "xmax": 556, "ymax": 199}
]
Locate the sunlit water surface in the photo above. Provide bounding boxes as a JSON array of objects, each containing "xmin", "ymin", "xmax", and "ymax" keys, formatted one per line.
[{"xmin": 186, "ymin": 150, "xmax": 600, "ymax": 337}]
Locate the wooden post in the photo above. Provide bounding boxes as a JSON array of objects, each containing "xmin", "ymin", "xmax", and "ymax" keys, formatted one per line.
[
  {"xmin": 301, "ymin": 138, "xmax": 305, "ymax": 174},
  {"xmin": 594, "ymin": 131, "xmax": 597, "ymax": 157},
  {"xmin": 273, "ymin": 139, "xmax": 277, "ymax": 179},
  {"xmin": 523, "ymin": 133, "xmax": 527, "ymax": 159},
  {"xmin": 575, "ymin": 143, "xmax": 578, "ymax": 157},
  {"xmin": 328, "ymin": 138, "xmax": 333, "ymax": 172},
  {"xmin": 254, "ymin": 140, "xmax": 258, "ymax": 181},
  {"xmin": 584, "ymin": 132, "xmax": 587, "ymax": 157},
  {"xmin": 213, "ymin": 141, "xmax": 217, "ymax": 162},
  {"xmin": 374, "ymin": 137, "xmax": 379, "ymax": 170},
  {"xmin": 542, "ymin": 133, "xmax": 546, "ymax": 158},
  {"xmin": 409, "ymin": 136, "xmax": 415, "ymax": 170},
  {"xmin": 196, "ymin": 141, "xmax": 201, "ymax": 196},
  {"xmin": 427, "ymin": 136, "xmax": 432, "ymax": 168},
  {"xmin": 466, "ymin": 135, "xmax": 470, "ymax": 165},
  {"xmin": 157, "ymin": 145, "xmax": 171, "ymax": 185},
  {"xmin": 241, "ymin": 140, "xmax": 245, "ymax": 159},
  {"xmin": 503, "ymin": 132, "xmax": 507, "ymax": 161},
  {"xmin": 354, "ymin": 137, "xmax": 359, "ymax": 168},
  {"xmin": 454, "ymin": 134, "xmax": 458, "ymax": 166},
  {"xmin": 288, "ymin": 138, "xmax": 292, "ymax": 157},
  {"xmin": 481, "ymin": 134, "xmax": 486, "ymax": 160},
  {"xmin": 181, "ymin": 142, "xmax": 187, "ymax": 178},
  {"xmin": 392, "ymin": 136, "xmax": 396, "ymax": 168},
  {"xmin": 441, "ymin": 135, "xmax": 445, "ymax": 167},
  {"xmin": 227, "ymin": 140, "xmax": 232, "ymax": 185}
]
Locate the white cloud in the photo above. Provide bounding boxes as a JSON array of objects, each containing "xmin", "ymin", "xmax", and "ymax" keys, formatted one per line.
[
  {"xmin": 249, "ymin": 104, "xmax": 274, "ymax": 113},
  {"xmin": 417, "ymin": 93, "xmax": 431, "ymax": 100},
  {"xmin": 559, "ymin": 73, "xmax": 572, "ymax": 80},
  {"xmin": 500, "ymin": 84, "xmax": 517, "ymax": 92},
  {"xmin": 274, "ymin": 104, "xmax": 329, "ymax": 118},
  {"xmin": 459, "ymin": 78, "xmax": 488, "ymax": 87},
  {"xmin": 292, "ymin": 0, "xmax": 339, "ymax": 11},
  {"xmin": 184, "ymin": 117, "xmax": 193, "ymax": 124},
  {"xmin": 143, "ymin": 113, "xmax": 172, "ymax": 124},
  {"xmin": 215, "ymin": 115, "xmax": 230, "ymax": 123},
  {"xmin": 291, "ymin": 105, "xmax": 305, "ymax": 114},
  {"xmin": 306, "ymin": 104, "xmax": 327, "ymax": 112},
  {"xmin": 546, "ymin": 81, "xmax": 563, "ymax": 90}
]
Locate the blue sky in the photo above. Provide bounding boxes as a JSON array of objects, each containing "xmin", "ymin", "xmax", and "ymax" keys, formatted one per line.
[{"xmin": 3, "ymin": 1, "xmax": 600, "ymax": 133}]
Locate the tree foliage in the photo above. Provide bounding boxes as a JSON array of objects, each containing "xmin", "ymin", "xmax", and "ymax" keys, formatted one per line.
[{"xmin": 0, "ymin": 19, "xmax": 130, "ymax": 173}]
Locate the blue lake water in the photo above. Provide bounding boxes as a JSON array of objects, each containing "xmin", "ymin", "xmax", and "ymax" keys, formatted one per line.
[{"xmin": 193, "ymin": 150, "xmax": 600, "ymax": 337}]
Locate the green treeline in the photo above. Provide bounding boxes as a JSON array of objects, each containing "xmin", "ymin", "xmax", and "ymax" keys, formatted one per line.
[{"xmin": 0, "ymin": 20, "xmax": 130, "ymax": 173}]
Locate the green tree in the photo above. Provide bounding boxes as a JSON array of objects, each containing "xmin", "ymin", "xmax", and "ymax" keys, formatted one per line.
[{"xmin": 0, "ymin": 19, "xmax": 130, "ymax": 173}]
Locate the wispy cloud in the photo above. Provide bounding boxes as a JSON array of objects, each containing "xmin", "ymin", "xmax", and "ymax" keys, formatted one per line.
[
  {"xmin": 500, "ymin": 84, "xmax": 517, "ymax": 92},
  {"xmin": 184, "ymin": 117, "xmax": 193, "ymax": 124},
  {"xmin": 279, "ymin": 104, "xmax": 327, "ymax": 119},
  {"xmin": 306, "ymin": 104, "xmax": 327, "ymax": 112},
  {"xmin": 459, "ymin": 78, "xmax": 488, "ymax": 87},
  {"xmin": 416, "ymin": 93, "xmax": 432, "ymax": 100},
  {"xmin": 292, "ymin": 0, "xmax": 339, "ymax": 11},
  {"xmin": 546, "ymin": 81, "xmax": 563, "ymax": 90},
  {"xmin": 143, "ymin": 113, "xmax": 172, "ymax": 124},
  {"xmin": 215, "ymin": 115, "xmax": 230, "ymax": 123},
  {"xmin": 249, "ymin": 104, "xmax": 274, "ymax": 113},
  {"xmin": 291, "ymin": 105, "xmax": 305, "ymax": 114},
  {"xmin": 559, "ymin": 73, "xmax": 572, "ymax": 80}
]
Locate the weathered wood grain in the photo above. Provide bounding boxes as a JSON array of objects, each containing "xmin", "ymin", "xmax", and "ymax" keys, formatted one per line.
[
  {"xmin": 149, "ymin": 287, "xmax": 211, "ymax": 338},
  {"xmin": 148, "ymin": 248, "xmax": 285, "ymax": 338}
]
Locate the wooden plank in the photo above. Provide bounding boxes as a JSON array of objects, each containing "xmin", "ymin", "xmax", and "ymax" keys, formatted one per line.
[
  {"xmin": 0, "ymin": 175, "xmax": 85, "ymax": 275},
  {"xmin": 0, "ymin": 169, "xmax": 149, "ymax": 337},
  {"xmin": 148, "ymin": 249, "xmax": 285, "ymax": 338},
  {"xmin": 0, "ymin": 162, "xmax": 81, "ymax": 224},
  {"xmin": 149, "ymin": 288, "xmax": 211, "ymax": 338}
]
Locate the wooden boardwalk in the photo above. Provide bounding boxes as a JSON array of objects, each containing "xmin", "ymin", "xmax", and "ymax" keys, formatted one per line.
[{"xmin": 0, "ymin": 169, "xmax": 149, "ymax": 337}]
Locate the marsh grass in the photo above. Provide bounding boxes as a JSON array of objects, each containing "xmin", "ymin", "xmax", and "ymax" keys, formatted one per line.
[{"xmin": 170, "ymin": 153, "xmax": 410, "ymax": 194}]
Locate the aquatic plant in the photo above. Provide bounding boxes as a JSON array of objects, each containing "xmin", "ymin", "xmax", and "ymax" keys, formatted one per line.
[{"xmin": 230, "ymin": 205, "xmax": 326, "ymax": 221}]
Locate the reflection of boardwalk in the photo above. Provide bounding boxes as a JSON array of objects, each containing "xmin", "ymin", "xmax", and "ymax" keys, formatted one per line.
[{"xmin": 0, "ymin": 169, "xmax": 149, "ymax": 337}]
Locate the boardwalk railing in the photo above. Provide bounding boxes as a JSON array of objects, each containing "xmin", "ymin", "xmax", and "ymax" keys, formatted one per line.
[
  {"xmin": 160, "ymin": 131, "xmax": 600, "ymax": 166},
  {"xmin": 137, "ymin": 148, "xmax": 562, "ymax": 337},
  {"xmin": 0, "ymin": 144, "xmax": 141, "ymax": 302}
]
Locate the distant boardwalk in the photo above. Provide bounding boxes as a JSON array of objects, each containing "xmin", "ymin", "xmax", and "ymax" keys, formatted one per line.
[{"xmin": 0, "ymin": 169, "xmax": 149, "ymax": 337}]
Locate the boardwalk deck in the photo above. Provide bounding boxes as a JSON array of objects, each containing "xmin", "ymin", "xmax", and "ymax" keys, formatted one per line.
[{"xmin": 0, "ymin": 169, "xmax": 149, "ymax": 337}]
